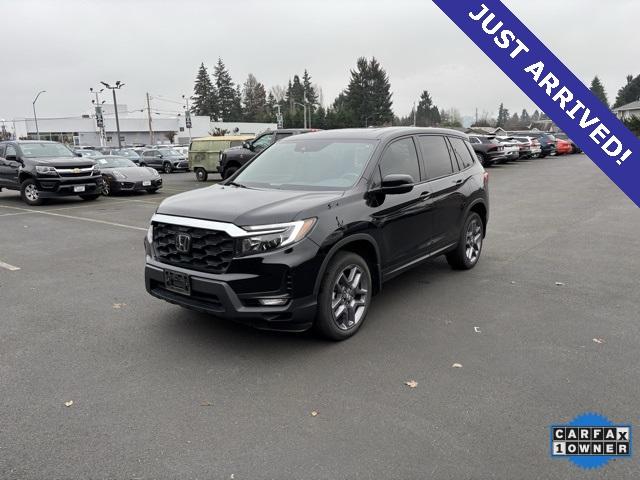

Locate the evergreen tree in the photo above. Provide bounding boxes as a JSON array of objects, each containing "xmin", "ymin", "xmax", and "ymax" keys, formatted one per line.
[
  {"xmin": 520, "ymin": 108, "xmax": 531, "ymax": 125},
  {"xmin": 531, "ymin": 110, "xmax": 540, "ymax": 122},
  {"xmin": 342, "ymin": 56, "xmax": 393, "ymax": 127},
  {"xmin": 242, "ymin": 73, "xmax": 267, "ymax": 122},
  {"xmin": 230, "ymin": 85, "xmax": 243, "ymax": 121},
  {"xmin": 190, "ymin": 63, "xmax": 217, "ymax": 117},
  {"xmin": 302, "ymin": 70, "xmax": 318, "ymax": 106},
  {"xmin": 589, "ymin": 76, "xmax": 609, "ymax": 108},
  {"xmin": 613, "ymin": 74, "xmax": 640, "ymax": 108},
  {"xmin": 214, "ymin": 58, "xmax": 237, "ymax": 121},
  {"xmin": 416, "ymin": 90, "xmax": 441, "ymax": 126},
  {"xmin": 496, "ymin": 103, "xmax": 510, "ymax": 127}
]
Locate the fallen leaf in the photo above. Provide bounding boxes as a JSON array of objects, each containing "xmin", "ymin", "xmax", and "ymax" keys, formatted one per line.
[
  {"xmin": 112, "ymin": 303, "xmax": 126, "ymax": 309},
  {"xmin": 452, "ymin": 363, "xmax": 463, "ymax": 368},
  {"xmin": 510, "ymin": 281, "xmax": 516, "ymax": 285},
  {"xmin": 405, "ymin": 380, "xmax": 418, "ymax": 388},
  {"xmin": 200, "ymin": 401, "xmax": 214, "ymax": 407},
  {"xmin": 555, "ymin": 282, "xmax": 565, "ymax": 286},
  {"xmin": 474, "ymin": 327, "xmax": 481, "ymax": 333},
  {"xmin": 593, "ymin": 338, "xmax": 605, "ymax": 344},
  {"xmin": 64, "ymin": 400, "xmax": 73, "ymax": 407},
  {"xmin": 310, "ymin": 410, "xmax": 318, "ymax": 417}
]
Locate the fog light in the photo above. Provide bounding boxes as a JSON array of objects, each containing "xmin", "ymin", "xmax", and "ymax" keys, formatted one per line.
[{"xmin": 258, "ymin": 297, "xmax": 289, "ymax": 306}]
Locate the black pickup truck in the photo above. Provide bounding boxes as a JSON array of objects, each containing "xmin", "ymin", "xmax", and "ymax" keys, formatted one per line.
[
  {"xmin": 0, "ymin": 140, "xmax": 102, "ymax": 205},
  {"xmin": 218, "ymin": 128, "xmax": 318, "ymax": 179}
]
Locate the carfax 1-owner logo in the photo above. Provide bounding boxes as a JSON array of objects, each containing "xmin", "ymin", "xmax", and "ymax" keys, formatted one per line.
[{"xmin": 550, "ymin": 413, "xmax": 632, "ymax": 470}]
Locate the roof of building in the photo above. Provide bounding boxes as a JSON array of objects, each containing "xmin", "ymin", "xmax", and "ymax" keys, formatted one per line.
[{"xmin": 614, "ymin": 100, "xmax": 640, "ymax": 112}]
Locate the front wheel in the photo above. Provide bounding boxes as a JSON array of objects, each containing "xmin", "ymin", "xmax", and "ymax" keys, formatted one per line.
[
  {"xmin": 446, "ymin": 212, "xmax": 484, "ymax": 270},
  {"xmin": 195, "ymin": 168, "xmax": 208, "ymax": 182},
  {"xmin": 146, "ymin": 188, "xmax": 159, "ymax": 194},
  {"xmin": 163, "ymin": 162, "xmax": 173, "ymax": 174},
  {"xmin": 102, "ymin": 177, "xmax": 112, "ymax": 196},
  {"xmin": 315, "ymin": 252, "xmax": 372, "ymax": 341},
  {"xmin": 20, "ymin": 179, "xmax": 43, "ymax": 206}
]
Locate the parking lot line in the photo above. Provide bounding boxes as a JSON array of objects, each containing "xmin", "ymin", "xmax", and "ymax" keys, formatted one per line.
[
  {"xmin": 0, "ymin": 205, "xmax": 148, "ymax": 232},
  {"xmin": 0, "ymin": 260, "xmax": 20, "ymax": 271}
]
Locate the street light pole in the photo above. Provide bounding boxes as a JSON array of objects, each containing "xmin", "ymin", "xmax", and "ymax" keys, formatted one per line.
[
  {"xmin": 294, "ymin": 102, "xmax": 307, "ymax": 129},
  {"xmin": 32, "ymin": 90, "xmax": 46, "ymax": 140},
  {"xmin": 101, "ymin": 81, "xmax": 125, "ymax": 148},
  {"xmin": 182, "ymin": 94, "xmax": 192, "ymax": 143}
]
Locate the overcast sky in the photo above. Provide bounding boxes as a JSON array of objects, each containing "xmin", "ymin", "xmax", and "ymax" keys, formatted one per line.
[{"xmin": 1, "ymin": 0, "xmax": 637, "ymax": 126}]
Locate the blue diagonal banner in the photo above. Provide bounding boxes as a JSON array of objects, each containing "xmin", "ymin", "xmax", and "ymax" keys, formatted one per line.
[{"xmin": 432, "ymin": 0, "xmax": 640, "ymax": 207}]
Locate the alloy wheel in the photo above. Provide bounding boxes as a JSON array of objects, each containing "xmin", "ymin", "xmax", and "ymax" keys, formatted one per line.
[
  {"xmin": 331, "ymin": 264, "xmax": 369, "ymax": 331},
  {"xmin": 465, "ymin": 218, "xmax": 483, "ymax": 264},
  {"xmin": 24, "ymin": 184, "xmax": 39, "ymax": 202}
]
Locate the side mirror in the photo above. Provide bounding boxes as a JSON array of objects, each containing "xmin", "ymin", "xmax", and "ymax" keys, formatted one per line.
[
  {"xmin": 75, "ymin": 152, "xmax": 82, "ymax": 157},
  {"xmin": 380, "ymin": 174, "xmax": 414, "ymax": 195},
  {"xmin": 243, "ymin": 141, "xmax": 253, "ymax": 151},
  {"xmin": 158, "ymin": 153, "xmax": 163, "ymax": 159},
  {"xmin": 6, "ymin": 154, "xmax": 18, "ymax": 162}
]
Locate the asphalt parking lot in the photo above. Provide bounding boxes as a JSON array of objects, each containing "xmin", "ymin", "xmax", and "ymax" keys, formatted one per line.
[{"xmin": 1, "ymin": 156, "xmax": 639, "ymax": 479}]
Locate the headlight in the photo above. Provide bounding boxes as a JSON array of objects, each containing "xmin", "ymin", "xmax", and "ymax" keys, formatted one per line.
[
  {"xmin": 238, "ymin": 218, "xmax": 316, "ymax": 256},
  {"xmin": 35, "ymin": 165, "xmax": 57, "ymax": 175},
  {"xmin": 114, "ymin": 170, "xmax": 127, "ymax": 179},
  {"xmin": 92, "ymin": 164, "xmax": 100, "ymax": 174},
  {"xmin": 146, "ymin": 167, "xmax": 159, "ymax": 176}
]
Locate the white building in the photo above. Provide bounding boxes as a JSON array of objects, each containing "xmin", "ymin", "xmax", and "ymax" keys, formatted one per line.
[
  {"xmin": 613, "ymin": 100, "xmax": 640, "ymax": 121},
  {"xmin": 23, "ymin": 110, "xmax": 276, "ymax": 147}
]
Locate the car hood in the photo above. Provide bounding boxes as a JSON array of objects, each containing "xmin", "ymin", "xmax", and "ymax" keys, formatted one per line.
[
  {"xmin": 156, "ymin": 184, "xmax": 343, "ymax": 225},
  {"xmin": 31, "ymin": 157, "xmax": 95, "ymax": 168},
  {"xmin": 103, "ymin": 167, "xmax": 158, "ymax": 180}
]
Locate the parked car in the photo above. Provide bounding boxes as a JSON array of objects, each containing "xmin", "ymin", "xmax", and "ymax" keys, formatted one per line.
[
  {"xmin": 74, "ymin": 149, "xmax": 101, "ymax": 158},
  {"xmin": 0, "ymin": 140, "xmax": 102, "ymax": 205},
  {"xmin": 100, "ymin": 148, "xmax": 142, "ymax": 164},
  {"xmin": 94, "ymin": 156, "xmax": 162, "ymax": 195},
  {"xmin": 555, "ymin": 139, "xmax": 573, "ymax": 156},
  {"xmin": 468, "ymin": 135, "xmax": 506, "ymax": 166},
  {"xmin": 188, "ymin": 135, "xmax": 254, "ymax": 182},
  {"xmin": 139, "ymin": 148, "xmax": 188, "ymax": 173},
  {"xmin": 144, "ymin": 127, "xmax": 489, "ymax": 340},
  {"xmin": 511, "ymin": 136, "xmax": 542, "ymax": 159},
  {"xmin": 219, "ymin": 128, "xmax": 319, "ymax": 179},
  {"xmin": 534, "ymin": 133, "xmax": 557, "ymax": 157},
  {"xmin": 495, "ymin": 137, "xmax": 521, "ymax": 161}
]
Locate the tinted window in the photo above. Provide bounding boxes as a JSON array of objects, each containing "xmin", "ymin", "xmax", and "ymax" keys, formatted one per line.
[
  {"xmin": 418, "ymin": 136, "xmax": 453, "ymax": 180},
  {"xmin": 6, "ymin": 145, "xmax": 17, "ymax": 157},
  {"xmin": 275, "ymin": 132, "xmax": 293, "ymax": 141},
  {"xmin": 379, "ymin": 138, "xmax": 420, "ymax": 182},
  {"xmin": 0, "ymin": 145, "xmax": 5, "ymax": 156},
  {"xmin": 469, "ymin": 137, "xmax": 480, "ymax": 144},
  {"xmin": 252, "ymin": 133, "xmax": 274, "ymax": 150},
  {"xmin": 449, "ymin": 137, "xmax": 475, "ymax": 169}
]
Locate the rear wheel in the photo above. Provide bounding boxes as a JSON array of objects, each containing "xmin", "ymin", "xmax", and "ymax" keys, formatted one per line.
[
  {"xmin": 102, "ymin": 177, "xmax": 112, "ymax": 196},
  {"xmin": 315, "ymin": 252, "xmax": 372, "ymax": 341},
  {"xmin": 478, "ymin": 153, "xmax": 489, "ymax": 167},
  {"xmin": 223, "ymin": 166, "xmax": 238, "ymax": 179},
  {"xmin": 195, "ymin": 168, "xmax": 208, "ymax": 182},
  {"xmin": 163, "ymin": 162, "xmax": 173, "ymax": 174},
  {"xmin": 20, "ymin": 178, "xmax": 43, "ymax": 206},
  {"xmin": 446, "ymin": 212, "xmax": 484, "ymax": 270}
]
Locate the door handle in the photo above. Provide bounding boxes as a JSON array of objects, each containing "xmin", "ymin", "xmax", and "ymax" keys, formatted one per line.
[
  {"xmin": 453, "ymin": 179, "xmax": 463, "ymax": 185},
  {"xmin": 419, "ymin": 191, "xmax": 430, "ymax": 197}
]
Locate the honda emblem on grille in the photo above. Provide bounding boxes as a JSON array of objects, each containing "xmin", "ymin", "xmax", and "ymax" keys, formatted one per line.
[{"xmin": 175, "ymin": 233, "xmax": 191, "ymax": 253}]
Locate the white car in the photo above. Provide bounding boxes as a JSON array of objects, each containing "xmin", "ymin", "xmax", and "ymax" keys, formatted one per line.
[
  {"xmin": 512, "ymin": 136, "xmax": 542, "ymax": 159},
  {"xmin": 496, "ymin": 136, "xmax": 521, "ymax": 161}
]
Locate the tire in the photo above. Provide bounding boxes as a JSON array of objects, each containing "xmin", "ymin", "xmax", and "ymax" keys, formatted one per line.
[
  {"xmin": 195, "ymin": 168, "xmax": 208, "ymax": 182},
  {"xmin": 146, "ymin": 188, "xmax": 159, "ymax": 194},
  {"xmin": 446, "ymin": 212, "xmax": 484, "ymax": 270},
  {"xmin": 163, "ymin": 162, "xmax": 173, "ymax": 174},
  {"xmin": 102, "ymin": 177, "xmax": 112, "ymax": 196},
  {"xmin": 80, "ymin": 194, "xmax": 100, "ymax": 201},
  {"xmin": 478, "ymin": 153, "xmax": 489, "ymax": 167},
  {"xmin": 20, "ymin": 178, "xmax": 43, "ymax": 206},
  {"xmin": 139, "ymin": 162, "xmax": 147, "ymax": 167},
  {"xmin": 315, "ymin": 252, "xmax": 372, "ymax": 341},
  {"xmin": 223, "ymin": 166, "xmax": 238, "ymax": 179}
]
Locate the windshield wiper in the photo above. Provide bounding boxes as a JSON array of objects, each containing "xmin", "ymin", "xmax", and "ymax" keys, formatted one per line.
[{"xmin": 226, "ymin": 181, "xmax": 246, "ymax": 188}]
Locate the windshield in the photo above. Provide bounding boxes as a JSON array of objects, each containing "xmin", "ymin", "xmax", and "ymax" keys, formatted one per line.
[
  {"xmin": 113, "ymin": 149, "xmax": 140, "ymax": 159},
  {"xmin": 95, "ymin": 157, "xmax": 136, "ymax": 168},
  {"xmin": 21, "ymin": 142, "xmax": 75, "ymax": 158},
  {"xmin": 159, "ymin": 149, "xmax": 181, "ymax": 157},
  {"xmin": 234, "ymin": 139, "xmax": 377, "ymax": 191}
]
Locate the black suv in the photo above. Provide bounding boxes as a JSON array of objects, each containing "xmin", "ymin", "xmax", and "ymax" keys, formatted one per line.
[
  {"xmin": 144, "ymin": 127, "xmax": 489, "ymax": 340},
  {"xmin": 218, "ymin": 128, "xmax": 317, "ymax": 179},
  {"xmin": 468, "ymin": 135, "xmax": 506, "ymax": 166},
  {"xmin": 0, "ymin": 141, "xmax": 102, "ymax": 205}
]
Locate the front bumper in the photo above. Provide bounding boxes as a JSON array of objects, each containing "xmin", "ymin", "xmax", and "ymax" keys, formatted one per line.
[
  {"xmin": 113, "ymin": 178, "xmax": 162, "ymax": 192},
  {"xmin": 144, "ymin": 237, "xmax": 323, "ymax": 332},
  {"xmin": 37, "ymin": 175, "xmax": 102, "ymax": 197}
]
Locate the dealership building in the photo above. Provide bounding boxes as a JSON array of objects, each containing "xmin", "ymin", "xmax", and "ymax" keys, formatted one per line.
[{"xmin": 21, "ymin": 106, "xmax": 276, "ymax": 146}]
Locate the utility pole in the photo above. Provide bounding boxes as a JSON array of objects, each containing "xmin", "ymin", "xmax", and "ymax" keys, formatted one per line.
[
  {"xmin": 475, "ymin": 108, "xmax": 478, "ymax": 125},
  {"xmin": 146, "ymin": 92, "xmax": 154, "ymax": 145},
  {"xmin": 294, "ymin": 102, "xmax": 307, "ymax": 129},
  {"xmin": 182, "ymin": 94, "xmax": 192, "ymax": 143},
  {"xmin": 101, "ymin": 81, "xmax": 125, "ymax": 148},
  {"xmin": 412, "ymin": 101, "xmax": 417, "ymax": 127},
  {"xmin": 90, "ymin": 87, "xmax": 106, "ymax": 146},
  {"xmin": 12, "ymin": 119, "xmax": 17, "ymax": 140},
  {"xmin": 274, "ymin": 104, "xmax": 283, "ymax": 129},
  {"xmin": 32, "ymin": 90, "xmax": 46, "ymax": 140}
]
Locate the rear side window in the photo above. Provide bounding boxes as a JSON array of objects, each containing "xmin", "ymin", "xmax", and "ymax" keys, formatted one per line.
[
  {"xmin": 418, "ymin": 135, "xmax": 453, "ymax": 180},
  {"xmin": 275, "ymin": 132, "xmax": 293, "ymax": 141},
  {"xmin": 449, "ymin": 137, "xmax": 475, "ymax": 170},
  {"xmin": 379, "ymin": 137, "xmax": 421, "ymax": 182},
  {"xmin": 0, "ymin": 145, "xmax": 5, "ymax": 156}
]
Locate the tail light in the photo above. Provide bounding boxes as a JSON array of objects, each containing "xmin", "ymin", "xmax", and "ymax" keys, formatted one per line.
[{"xmin": 483, "ymin": 171, "xmax": 489, "ymax": 189}]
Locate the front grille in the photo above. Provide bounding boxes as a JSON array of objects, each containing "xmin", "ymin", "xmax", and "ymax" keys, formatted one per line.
[
  {"xmin": 55, "ymin": 166, "xmax": 94, "ymax": 177},
  {"xmin": 153, "ymin": 222, "xmax": 235, "ymax": 274}
]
